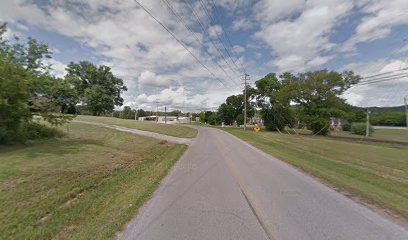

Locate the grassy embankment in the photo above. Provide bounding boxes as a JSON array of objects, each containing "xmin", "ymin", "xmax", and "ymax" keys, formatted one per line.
[
  {"xmin": 0, "ymin": 122, "xmax": 187, "ymax": 239},
  {"xmin": 75, "ymin": 115, "xmax": 197, "ymax": 138},
  {"xmin": 223, "ymin": 128, "xmax": 408, "ymax": 220},
  {"xmin": 285, "ymin": 127, "xmax": 408, "ymax": 143}
]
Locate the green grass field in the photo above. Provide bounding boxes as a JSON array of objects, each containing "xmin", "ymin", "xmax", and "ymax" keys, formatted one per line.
[
  {"xmin": 331, "ymin": 128, "xmax": 408, "ymax": 143},
  {"xmin": 286, "ymin": 127, "xmax": 408, "ymax": 143},
  {"xmin": 75, "ymin": 115, "xmax": 197, "ymax": 138},
  {"xmin": 223, "ymin": 128, "xmax": 408, "ymax": 220},
  {"xmin": 0, "ymin": 122, "xmax": 186, "ymax": 239}
]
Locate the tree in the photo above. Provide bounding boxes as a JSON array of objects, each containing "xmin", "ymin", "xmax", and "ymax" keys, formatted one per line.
[
  {"xmin": 0, "ymin": 57, "xmax": 31, "ymax": 143},
  {"xmin": 218, "ymin": 91, "xmax": 255, "ymax": 125},
  {"xmin": 254, "ymin": 73, "xmax": 294, "ymax": 131},
  {"xmin": 65, "ymin": 61, "xmax": 127, "ymax": 116},
  {"xmin": 0, "ymin": 24, "xmax": 73, "ymax": 125},
  {"xmin": 136, "ymin": 109, "xmax": 146, "ymax": 118},
  {"xmin": 120, "ymin": 106, "xmax": 135, "ymax": 119},
  {"xmin": 288, "ymin": 70, "xmax": 360, "ymax": 135},
  {"xmin": 199, "ymin": 111, "xmax": 219, "ymax": 125}
]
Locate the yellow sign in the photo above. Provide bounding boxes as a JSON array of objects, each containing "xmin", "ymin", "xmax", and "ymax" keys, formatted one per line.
[{"xmin": 254, "ymin": 126, "xmax": 261, "ymax": 132}]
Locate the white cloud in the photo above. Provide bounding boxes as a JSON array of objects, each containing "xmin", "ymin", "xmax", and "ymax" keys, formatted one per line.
[
  {"xmin": 342, "ymin": 0, "xmax": 408, "ymax": 52},
  {"xmin": 208, "ymin": 25, "xmax": 223, "ymax": 38},
  {"xmin": 232, "ymin": 45, "xmax": 245, "ymax": 54},
  {"xmin": 254, "ymin": 0, "xmax": 354, "ymax": 71},
  {"xmin": 231, "ymin": 18, "xmax": 253, "ymax": 31},
  {"xmin": 138, "ymin": 70, "xmax": 170, "ymax": 87},
  {"xmin": 46, "ymin": 58, "xmax": 67, "ymax": 78},
  {"xmin": 127, "ymin": 86, "xmax": 237, "ymax": 112},
  {"xmin": 342, "ymin": 58, "xmax": 408, "ymax": 107}
]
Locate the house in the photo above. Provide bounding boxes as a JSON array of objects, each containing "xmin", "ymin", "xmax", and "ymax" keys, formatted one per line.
[
  {"xmin": 330, "ymin": 117, "xmax": 346, "ymax": 131},
  {"xmin": 137, "ymin": 116, "xmax": 190, "ymax": 124}
]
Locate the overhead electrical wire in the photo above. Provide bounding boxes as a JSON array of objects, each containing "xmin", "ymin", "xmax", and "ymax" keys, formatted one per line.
[
  {"xmin": 197, "ymin": 0, "xmax": 242, "ymax": 74},
  {"xmin": 355, "ymin": 74, "xmax": 408, "ymax": 86},
  {"xmin": 183, "ymin": 0, "xmax": 241, "ymax": 81},
  {"xmin": 358, "ymin": 67, "xmax": 408, "ymax": 82},
  {"xmin": 161, "ymin": 0, "xmax": 240, "ymax": 88},
  {"xmin": 207, "ymin": 0, "xmax": 245, "ymax": 73},
  {"xmin": 133, "ymin": 0, "xmax": 233, "ymax": 89}
]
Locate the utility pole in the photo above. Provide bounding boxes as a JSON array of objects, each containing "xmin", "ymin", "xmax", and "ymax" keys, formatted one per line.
[
  {"xmin": 155, "ymin": 99, "xmax": 159, "ymax": 123},
  {"xmin": 165, "ymin": 106, "xmax": 167, "ymax": 124},
  {"xmin": 134, "ymin": 105, "xmax": 138, "ymax": 121},
  {"xmin": 366, "ymin": 108, "xmax": 371, "ymax": 137},
  {"xmin": 405, "ymin": 95, "xmax": 408, "ymax": 130},
  {"xmin": 243, "ymin": 73, "xmax": 250, "ymax": 131}
]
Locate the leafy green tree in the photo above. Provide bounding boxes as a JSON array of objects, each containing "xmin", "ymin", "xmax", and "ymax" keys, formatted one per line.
[
  {"xmin": 0, "ymin": 57, "xmax": 31, "ymax": 143},
  {"xmin": 65, "ymin": 61, "xmax": 127, "ymax": 116},
  {"xmin": 0, "ymin": 24, "xmax": 73, "ymax": 130},
  {"xmin": 254, "ymin": 73, "xmax": 293, "ymax": 131},
  {"xmin": 199, "ymin": 111, "xmax": 219, "ymax": 125},
  {"xmin": 136, "ymin": 109, "xmax": 146, "ymax": 118},
  {"xmin": 218, "ymin": 90, "xmax": 255, "ymax": 125},
  {"xmin": 288, "ymin": 70, "xmax": 360, "ymax": 135},
  {"xmin": 120, "ymin": 106, "xmax": 135, "ymax": 119}
]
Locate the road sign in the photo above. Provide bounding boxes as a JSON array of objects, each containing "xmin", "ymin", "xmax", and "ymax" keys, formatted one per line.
[{"xmin": 254, "ymin": 126, "xmax": 261, "ymax": 132}]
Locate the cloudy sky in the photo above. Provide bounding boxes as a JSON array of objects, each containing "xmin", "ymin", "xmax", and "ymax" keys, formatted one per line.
[{"xmin": 1, "ymin": 0, "xmax": 408, "ymax": 111}]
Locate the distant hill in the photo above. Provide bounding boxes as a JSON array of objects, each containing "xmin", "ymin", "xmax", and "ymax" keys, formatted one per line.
[
  {"xmin": 351, "ymin": 105, "xmax": 405, "ymax": 113},
  {"xmin": 367, "ymin": 106, "xmax": 405, "ymax": 113}
]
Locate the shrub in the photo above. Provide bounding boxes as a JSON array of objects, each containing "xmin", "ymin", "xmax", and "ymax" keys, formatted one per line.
[
  {"xmin": 342, "ymin": 122, "xmax": 351, "ymax": 131},
  {"xmin": 23, "ymin": 122, "xmax": 64, "ymax": 140},
  {"xmin": 0, "ymin": 122, "xmax": 63, "ymax": 144},
  {"xmin": 351, "ymin": 122, "xmax": 373, "ymax": 136},
  {"xmin": 309, "ymin": 118, "xmax": 330, "ymax": 135}
]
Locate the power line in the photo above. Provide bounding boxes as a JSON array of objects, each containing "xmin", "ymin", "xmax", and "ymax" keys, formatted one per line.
[
  {"xmin": 184, "ymin": 0, "xmax": 241, "ymax": 81},
  {"xmin": 359, "ymin": 71, "xmax": 408, "ymax": 83},
  {"xmin": 197, "ymin": 0, "xmax": 242, "ymax": 74},
  {"xmin": 207, "ymin": 0, "xmax": 245, "ymax": 73},
  {"xmin": 355, "ymin": 74, "xmax": 408, "ymax": 86},
  {"xmin": 162, "ymin": 0, "xmax": 240, "ymax": 88},
  {"xmin": 133, "ymin": 0, "xmax": 230, "ymax": 88},
  {"xmin": 359, "ymin": 67, "xmax": 408, "ymax": 80}
]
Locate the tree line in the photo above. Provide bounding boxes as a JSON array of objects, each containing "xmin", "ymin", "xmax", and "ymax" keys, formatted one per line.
[
  {"xmin": 204, "ymin": 70, "xmax": 363, "ymax": 135},
  {"xmin": 0, "ymin": 24, "xmax": 126, "ymax": 143}
]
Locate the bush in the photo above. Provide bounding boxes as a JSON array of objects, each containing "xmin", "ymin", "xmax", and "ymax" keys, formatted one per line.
[
  {"xmin": 351, "ymin": 122, "xmax": 373, "ymax": 136},
  {"xmin": 309, "ymin": 118, "xmax": 330, "ymax": 135},
  {"xmin": 0, "ymin": 122, "xmax": 63, "ymax": 144},
  {"xmin": 342, "ymin": 122, "xmax": 351, "ymax": 131},
  {"xmin": 24, "ymin": 122, "xmax": 64, "ymax": 140}
]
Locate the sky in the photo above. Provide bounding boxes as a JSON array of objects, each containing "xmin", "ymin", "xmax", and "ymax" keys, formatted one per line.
[{"xmin": 1, "ymin": 0, "xmax": 408, "ymax": 111}]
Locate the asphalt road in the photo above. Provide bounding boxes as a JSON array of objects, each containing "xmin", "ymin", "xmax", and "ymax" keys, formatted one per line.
[{"xmin": 118, "ymin": 126, "xmax": 408, "ymax": 240}]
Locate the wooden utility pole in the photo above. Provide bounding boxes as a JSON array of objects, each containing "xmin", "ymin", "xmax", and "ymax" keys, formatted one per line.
[
  {"xmin": 366, "ymin": 109, "xmax": 370, "ymax": 137},
  {"xmin": 243, "ymin": 73, "xmax": 250, "ymax": 131},
  {"xmin": 165, "ymin": 106, "xmax": 167, "ymax": 124},
  {"xmin": 405, "ymin": 95, "xmax": 408, "ymax": 130},
  {"xmin": 155, "ymin": 99, "xmax": 159, "ymax": 123}
]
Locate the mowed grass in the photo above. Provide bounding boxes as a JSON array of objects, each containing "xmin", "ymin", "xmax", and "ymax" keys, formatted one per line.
[
  {"xmin": 223, "ymin": 128, "xmax": 408, "ymax": 219},
  {"xmin": 0, "ymin": 122, "xmax": 187, "ymax": 239},
  {"xmin": 75, "ymin": 115, "xmax": 197, "ymax": 138},
  {"xmin": 331, "ymin": 128, "xmax": 408, "ymax": 143},
  {"xmin": 287, "ymin": 127, "xmax": 408, "ymax": 143}
]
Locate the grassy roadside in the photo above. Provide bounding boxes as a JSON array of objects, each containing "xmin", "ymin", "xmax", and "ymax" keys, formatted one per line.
[
  {"xmin": 0, "ymin": 122, "xmax": 187, "ymax": 239},
  {"xmin": 75, "ymin": 115, "xmax": 197, "ymax": 138},
  {"xmin": 222, "ymin": 128, "xmax": 408, "ymax": 220},
  {"xmin": 332, "ymin": 128, "xmax": 408, "ymax": 143},
  {"xmin": 285, "ymin": 127, "xmax": 408, "ymax": 143}
]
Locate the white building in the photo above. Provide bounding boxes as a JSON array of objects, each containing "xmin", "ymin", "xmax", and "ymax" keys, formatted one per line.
[{"xmin": 137, "ymin": 116, "xmax": 190, "ymax": 124}]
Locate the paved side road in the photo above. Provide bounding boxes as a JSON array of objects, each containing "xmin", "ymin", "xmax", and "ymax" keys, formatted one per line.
[
  {"xmin": 118, "ymin": 126, "xmax": 408, "ymax": 240},
  {"xmin": 73, "ymin": 120, "xmax": 194, "ymax": 145}
]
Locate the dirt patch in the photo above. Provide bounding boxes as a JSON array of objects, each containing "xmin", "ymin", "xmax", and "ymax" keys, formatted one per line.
[{"xmin": 60, "ymin": 191, "xmax": 85, "ymax": 208}]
